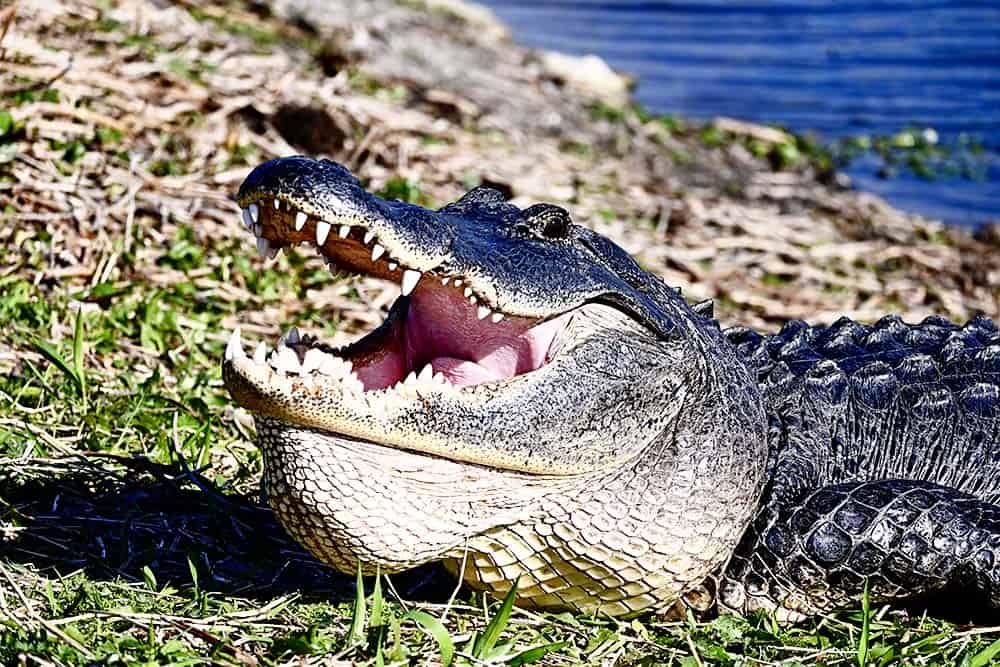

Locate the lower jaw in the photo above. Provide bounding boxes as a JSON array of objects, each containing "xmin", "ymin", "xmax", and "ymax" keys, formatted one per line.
[
  {"xmin": 254, "ymin": 415, "xmax": 507, "ymax": 573},
  {"xmin": 256, "ymin": 416, "xmax": 691, "ymax": 618}
]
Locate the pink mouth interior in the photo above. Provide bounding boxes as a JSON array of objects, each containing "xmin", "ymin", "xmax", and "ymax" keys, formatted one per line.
[{"xmin": 350, "ymin": 282, "xmax": 566, "ymax": 390}]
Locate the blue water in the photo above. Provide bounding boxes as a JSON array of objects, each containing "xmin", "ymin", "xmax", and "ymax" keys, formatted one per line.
[{"xmin": 478, "ymin": 0, "xmax": 999, "ymax": 226}]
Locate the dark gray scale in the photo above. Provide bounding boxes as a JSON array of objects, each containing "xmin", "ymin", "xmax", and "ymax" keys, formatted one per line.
[
  {"xmin": 978, "ymin": 345, "xmax": 1000, "ymax": 375},
  {"xmin": 720, "ymin": 315, "xmax": 1000, "ymax": 619}
]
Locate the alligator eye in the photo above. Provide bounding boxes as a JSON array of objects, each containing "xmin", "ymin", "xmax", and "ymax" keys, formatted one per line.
[{"xmin": 523, "ymin": 204, "xmax": 572, "ymax": 239}]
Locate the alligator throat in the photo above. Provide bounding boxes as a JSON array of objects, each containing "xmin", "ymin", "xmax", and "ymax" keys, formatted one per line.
[{"xmin": 354, "ymin": 286, "xmax": 567, "ymax": 390}]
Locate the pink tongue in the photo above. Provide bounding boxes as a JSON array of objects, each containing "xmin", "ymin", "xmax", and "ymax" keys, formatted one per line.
[
  {"xmin": 403, "ymin": 283, "xmax": 564, "ymax": 388},
  {"xmin": 428, "ymin": 357, "xmax": 505, "ymax": 388}
]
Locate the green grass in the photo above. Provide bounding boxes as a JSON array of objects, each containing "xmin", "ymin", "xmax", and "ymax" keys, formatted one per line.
[
  {"xmin": 2, "ymin": 1, "xmax": 999, "ymax": 664},
  {"xmin": 4, "ymin": 205, "xmax": 1000, "ymax": 666}
]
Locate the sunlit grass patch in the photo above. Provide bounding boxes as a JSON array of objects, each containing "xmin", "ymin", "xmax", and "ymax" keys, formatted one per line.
[{"xmin": 1, "ymin": 0, "xmax": 999, "ymax": 664}]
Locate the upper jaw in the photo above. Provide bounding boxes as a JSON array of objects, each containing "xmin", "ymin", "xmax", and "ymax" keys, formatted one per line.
[
  {"xmin": 234, "ymin": 156, "xmax": 645, "ymax": 326},
  {"xmin": 236, "ymin": 160, "xmax": 517, "ymax": 323}
]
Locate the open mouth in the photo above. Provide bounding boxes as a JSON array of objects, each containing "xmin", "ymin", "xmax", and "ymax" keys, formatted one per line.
[{"xmin": 225, "ymin": 196, "xmax": 569, "ymax": 395}]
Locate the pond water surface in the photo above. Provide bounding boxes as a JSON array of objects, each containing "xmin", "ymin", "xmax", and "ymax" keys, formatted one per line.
[{"xmin": 479, "ymin": 0, "xmax": 999, "ymax": 226}]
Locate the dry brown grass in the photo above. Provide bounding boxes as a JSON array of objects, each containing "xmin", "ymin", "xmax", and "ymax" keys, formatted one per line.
[{"xmin": 2, "ymin": 1, "xmax": 999, "ymax": 664}]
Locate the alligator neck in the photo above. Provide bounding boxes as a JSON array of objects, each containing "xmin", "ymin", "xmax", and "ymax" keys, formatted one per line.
[{"xmin": 448, "ymin": 326, "xmax": 769, "ymax": 615}]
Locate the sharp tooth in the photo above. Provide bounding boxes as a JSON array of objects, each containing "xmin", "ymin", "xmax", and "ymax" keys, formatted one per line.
[
  {"xmin": 371, "ymin": 244, "xmax": 386, "ymax": 261},
  {"xmin": 273, "ymin": 199, "xmax": 281, "ymax": 210},
  {"xmin": 318, "ymin": 355, "xmax": 344, "ymax": 377},
  {"xmin": 432, "ymin": 371, "xmax": 446, "ymax": 384},
  {"xmin": 464, "ymin": 287, "xmax": 472, "ymax": 297},
  {"xmin": 280, "ymin": 350, "xmax": 301, "ymax": 374},
  {"xmin": 388, "ymin": 261, "xmax": 398, "ymax": 271},
  {"xmin": 339, "ymin": 224, "xmax": 351, "ymax": 238},
  {"xmin": 403, "ymin": 371, "xmax": 418, "ymax": 386},
  {"xmin": 469, "ymin": 295, "xmax": 477, "ymax": 304},
  {"xmin": 253, "ymin": 223, "xmax": 262, "ymax": 236},
  {"xmin": 224, "ymin": 327, "xmax": 244, "ymax": 361},
  {"xmin": 301, "ymin": 348, "xmax": 325, "ymax": 374},
  {"xmin": 267, "ymin": 246, "xmax": 279, "ymax": 259},
  {"xmin": 256, "ymin": 237, "xmax": 271, "ymax": 258},
  {"xmin": 241, "ymin": 209, "xmax": 254, "ymax": 230},
  {"xmin": 477, "ymin": 305, "xmax": 490, "ymax": 320},
  {"xmin": 418, "ymin": 365, "xmax": 434, "ymax": 383},
  {"xmin": 316, "ymin": 221, "xmax": 331, "ymax": 245},
  {"xmin": 295, "ymin": 211, "xmax": 308, "ymax": 231},
  {"xmin": 346, "ymin": 371, "xmax": 362, "ymax": 393},
  {"xmin": 401, "ymin": 269, "xmax": 421, "ymax": 296},
  {"xmin": 491, "ymin": 312, "xmax": 504, "ymax": 323},
  {"xmin": 453, "ymin": 279, "xmax": 462, "ymax": 287},
  {"xmin": 287, "ymin": 327, "xmax": 301, "ymax": 345},
  {"xmin": 248, "ymin": 203, "xmax": 259, "ymax": 222},
  {"xmin": 270, "ymin": 346, "xmax": 300, "ymax": 374},
  {"xmin": 363, "ymin": 230, "xmax": 375, "ymax": 244},
  {"xmin": 253, "ymin": 341, "xmax": 267, "ymax": 364}
]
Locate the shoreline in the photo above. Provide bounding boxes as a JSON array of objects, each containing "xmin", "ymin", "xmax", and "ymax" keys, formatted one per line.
[
  {"xmin": 268, "ymin": 0, "xmax": 998, "ymax": 327},
  {"xmin": 474, "ymin": 0, "xmax": 1000, "ymax": 229},
  {"xmin": 0, "ymin": 0, "xmax": 996, "ymax": 340},
  {"xmin": 0, "ymin": 1, "xmax": 998, "ymax": 662}
]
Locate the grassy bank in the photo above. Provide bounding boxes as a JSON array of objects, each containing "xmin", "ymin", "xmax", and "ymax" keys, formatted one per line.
[{"xmin": 2, "ymin": 0, "xmax": 999, "ymax": 664}]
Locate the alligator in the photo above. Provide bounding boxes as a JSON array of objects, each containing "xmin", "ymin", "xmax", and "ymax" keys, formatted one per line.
[{"xmin": 224, "ymin": 156, "xmax": 1000, "ymax": 621}]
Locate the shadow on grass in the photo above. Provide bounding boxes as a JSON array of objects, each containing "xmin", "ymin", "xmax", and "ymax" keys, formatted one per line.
[
  {"xmin": 5, "ymin": 457, "xmax": 997, "ymax": 630},
  {"xmin": 0, "ymin": 457, "xmax": 455, "ymax": 603}
]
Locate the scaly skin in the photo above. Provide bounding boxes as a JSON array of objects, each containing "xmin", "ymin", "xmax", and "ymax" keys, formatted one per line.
[
  {"xmin": 722, "ymin": 315, "xmax": 1000, "ymax": 619},
  {"xmin": 224, "ymin": 156, "xmax": 1000, "ymax": 619}
]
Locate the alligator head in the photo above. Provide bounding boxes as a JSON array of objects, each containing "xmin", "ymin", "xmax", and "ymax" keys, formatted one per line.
[{"xmin": 223, "ymin": 157, "xmax": 767, "ymax": 616}]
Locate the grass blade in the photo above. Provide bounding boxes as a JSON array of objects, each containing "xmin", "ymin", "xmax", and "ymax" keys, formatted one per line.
[
  {"xmin": 404, "ymin": 610, "xmax": 454, "ymax": 667},
  {"xmin": 347, "ymin": 562, "xmax": 366, "ymax": 645},
  {"xmin": 141, "ymin": 565, "xmax": 157, "ymax": 592},
  {"xmin": 971, "ymin": 637, "xmax": 1000, "ymax": 667},
  {"xmin": 72, "ymin": 306, "xmax": 86, "ymax": 406},
  {"xmin": 509, "ymin": 641, "xmax": 569, "ymax": 666},
  {"xmin": 857, "ymin": 578, "xmax": 870, "ymax": 667},
  {"xmin": 370, "ymin": 569, "xmax": 384, "ymax": 627},
  {"xmin": 32, "ymin": 338, "xmax": 82, "ymax": 396},
  {"xmin": 388, "ymin": 616, "xmax": 402, "ymax": 661},
  {"xmin": 473, "ymin": 576, "xmax": 519, "ymax": 658},
  {"xmin": 187, "ymin": 556, "xmax": 199, "ymax": 592}
]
